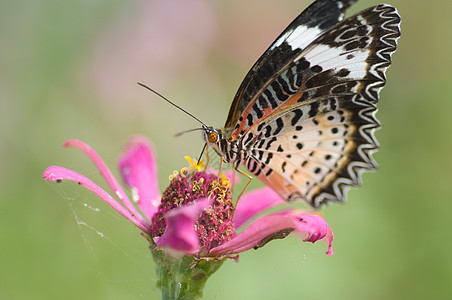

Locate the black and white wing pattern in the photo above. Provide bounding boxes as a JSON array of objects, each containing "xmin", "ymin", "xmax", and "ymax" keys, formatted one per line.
[
  {"xmin": 225, "ymin": 0, "xmax": 359, "ymax": 130},
  {"xmin": 208, "ymin": 0, "xmax": 401, "ymax": 208}
]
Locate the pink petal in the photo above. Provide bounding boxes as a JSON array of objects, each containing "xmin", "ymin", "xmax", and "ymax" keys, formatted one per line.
[
  {"xmin": 64, "ymin": 139, "xmax": 146, "ymax": 224},
  {"xmin": 209, "ymin": 211, "xmax": 333, "ymax": 256},
  {"xmin": 223, "ymin": 170, "xmax": 237, "ymax": 184},
  {"xmin": 155, "ymin": 200, "xmax": 210, "ymax": 255},
  {"xmin": 43, "ymin": 166, "xmax": 150, "ymax": 233},
  {"xmin": 324, "ymin": 227, "xmax": 334, "ymax": 256},
  {"xmin": 293, "ymin": 214, "xmax": 334, "ymax": 256},
  {"xmin": 118, "ymin": 135, "xmax": 161, "ymax": 220},
  {"xmin": 234, "ymin": 187, "xmax": 285, "ymax": 229}
]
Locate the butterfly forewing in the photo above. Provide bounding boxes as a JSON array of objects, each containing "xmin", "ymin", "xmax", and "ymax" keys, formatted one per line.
[
  {"xmin": 225, "ymin": 0, "xmax": 358, "ymax": 133},
  {"xmin": 222, "ymin": 1, "xmax": 400, "ymax": 207}
]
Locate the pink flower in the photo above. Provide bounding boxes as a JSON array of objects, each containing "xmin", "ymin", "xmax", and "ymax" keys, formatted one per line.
[{"xmin": 43, "ymin": 136, "xmax": 333, "ymax": 257}]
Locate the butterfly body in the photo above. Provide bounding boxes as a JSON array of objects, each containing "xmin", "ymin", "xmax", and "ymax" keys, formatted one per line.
[{"xmin": 204, "ymin": 0, "xmax": 401, "ymax": 208}]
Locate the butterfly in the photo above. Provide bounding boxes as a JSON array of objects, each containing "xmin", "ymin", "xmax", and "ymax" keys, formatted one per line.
[{"xmin": 203, "ymin": 0, "xmax": 401, "ymax": 208}]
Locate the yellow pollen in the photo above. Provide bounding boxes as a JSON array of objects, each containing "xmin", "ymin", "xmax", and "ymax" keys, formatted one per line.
[
  {"xmin": 169, "ymin": 170, "xmax": 180, "ymax": 181},
  {"xmin": 185, "ymin": 156, "xmax": 205, "ymax": 172},
  {"xmin": 192, "ymin": 180, "xmax": 201, "ymax": 193},
  {"xmin": 180, "ymin": 167, "xmax": 189, "ymax": 177},
  {"xmin": 217, "ymin": 174, "xmax": 230, "ymax": 189}
]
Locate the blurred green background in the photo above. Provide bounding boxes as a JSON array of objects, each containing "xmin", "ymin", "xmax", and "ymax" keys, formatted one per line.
[{"xmin": 1, "ymin": 0, "xmax": 451, "ymax": 299}]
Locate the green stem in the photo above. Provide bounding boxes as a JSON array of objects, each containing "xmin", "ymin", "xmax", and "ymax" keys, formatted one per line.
[{"xmin": 152, "ymin": 250, "xmax": 225, "ymax": 300}]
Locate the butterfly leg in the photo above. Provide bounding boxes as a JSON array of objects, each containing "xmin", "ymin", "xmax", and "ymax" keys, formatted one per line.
[
  {"xmin": 216, "ymin": 156, "xmax": 225, "ymax": 177},
  {"xmin": 203, "ymin": 144, "xmax": 210, "ymax": 171},
  {"xmin": 231, "ymin": 171, "xmax": 236, "ymax": 195},
  {"xmin": 234, "ymin": 167, "xmax": 253, "ymax": 206}
]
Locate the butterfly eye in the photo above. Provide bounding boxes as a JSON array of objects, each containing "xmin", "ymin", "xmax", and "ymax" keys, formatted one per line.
[{"xmin": 207, "ymin": 131, "xmax": 219, "ymax": 143}]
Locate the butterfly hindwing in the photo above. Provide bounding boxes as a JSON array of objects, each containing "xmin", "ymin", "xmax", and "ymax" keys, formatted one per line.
[
  {"xmin": 232, "ymin": 4, "xmax": 400, "ymax": 207},
  {"xmin": 243, "ymin": 95, "xmax": 378, "ymax": 207}
]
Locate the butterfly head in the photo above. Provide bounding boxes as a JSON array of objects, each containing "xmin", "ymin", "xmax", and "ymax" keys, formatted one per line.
[
  {"xmin": 205, "ymin": 126, "xmax": 220, "ymax": 144},
  {"xmin": 203, "ymin": 126, "xmax": 228, "ymax": 158}
]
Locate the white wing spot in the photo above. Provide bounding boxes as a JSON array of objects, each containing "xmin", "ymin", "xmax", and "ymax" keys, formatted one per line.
[{"xmin": 271, "ymin": 25, "xmax": 324, "ymax": 50}]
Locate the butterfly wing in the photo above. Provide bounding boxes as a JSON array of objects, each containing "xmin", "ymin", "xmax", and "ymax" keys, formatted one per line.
[
  {"xmin": 225, "ymin": 0, "xmax": 358, "ymax": 133},
  {"xmin": 244, "ymin": 95, "xmax": 381, "ymax": 207},
  {"xmin": 232, "ymin": 3, "xmax": 401, "ymax": 207}
]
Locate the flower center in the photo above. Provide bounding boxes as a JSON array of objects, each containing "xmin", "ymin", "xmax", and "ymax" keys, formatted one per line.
[{"xmin": 151, "ymin": 168, "xmax": 236, "ymax": 253}]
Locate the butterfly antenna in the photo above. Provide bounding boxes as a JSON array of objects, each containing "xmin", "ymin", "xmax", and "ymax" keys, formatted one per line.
[
  {"xmin": 137, "ymin": 82, "xmax": 208, "ymax": 127},
  {"xmin": 174, "ymin": 127, "xmax": 205, "ymax": 137}
]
